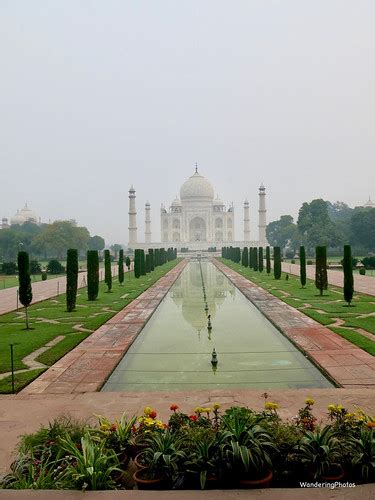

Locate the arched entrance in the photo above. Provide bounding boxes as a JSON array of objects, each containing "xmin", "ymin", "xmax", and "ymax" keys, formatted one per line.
[{"xmin": 189, "ymin": 217, "xmax": 207, "ymax": 242}]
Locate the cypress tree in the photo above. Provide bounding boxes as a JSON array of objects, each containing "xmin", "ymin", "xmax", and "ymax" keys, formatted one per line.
[
  {"xmin": 148, "ymin": 248, "xmax": 155, "ymax": 271},
  {"xmin": 18, "ymin": 251, "xmax": 33, "ymax": 329},
  {"xmin": 118, "ymin": 249, "xmax": 124, "ymax": 285},
  {"xmin": 259, "ymin": 247, "xmax": 264, "ymax": 272},
  {"xmin": 242, "ymin": 247, "xmax": 249, "ymax": 267},
  {"xmin": 125, "ymin": 256, "xmax": 131, "ymax": 271},
  {"xmin": 266, "ymin": 246, "xmax": 271, "ymax": 274},
  {"xmin": 300, "ymin": 246, "xmax": 306, "ymax": 288},
  {"xmin": 253, "ymin": 247, "xmax": 259, "ymax": 271},
  {"xmin": 249, "ymin": 248, "xmax": 253, "ymax": 269},
  {"xmin": 104, "ymin": 249, "xmax": 112, "ymax": 292},
  {"xmin": 66, "ymin": 248, "xmax": 78, "ymax": 312},
  {"xmin": 140, "ymin": 249, "xmax": 146, "ymax": 275},
  {"xmin": 145, "ymin": 253, "xmax": 151, "ymax": 273},
  {"xmin": 134, "ymin": 249, "xmax": 141, "ymax": 278},
  {"xmin": 315, "ymin": 246, "xmax": 328, "ymax": 296},
  {"xmin": 273, "ymin": 247, "xmax": 282, "ymax": 279},
  {"xmin": 87, "ymin": 250, "xmax": 99, "ymax": 300},
  {"xmin": 343, "ymin": 245, "xmax": 354, "ymax": 306}
]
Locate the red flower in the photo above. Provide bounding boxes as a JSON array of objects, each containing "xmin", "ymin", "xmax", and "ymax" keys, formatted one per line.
[
  {"xmin": 132, "ymin": 425, "xmax": 137, "ymax": 433},
  {"xmin": 149, "ymin": 410, "xmax": 157, "ymax": 419},
  {"xmin": 110, "ymin": 424, "xmax": 117, "ymax": 432},
  {"xmin": 170, "ymin": 404, "xmax": 179, "ymax": 412},
  {"xmin": 189, "ymin": 415, "xmax": 197, "ymax": 422}
]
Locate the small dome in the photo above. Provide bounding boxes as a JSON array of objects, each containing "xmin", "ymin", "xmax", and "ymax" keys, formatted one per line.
[
  {"xmin": 18, "ymin": 203, "xmax": 38, "ymax": 223},
  {"xmin": 10, "ymin": 209, "xmax": 24, "ymax": 225},
  {"xmin": 213, "ymin": 196, "xmax": 224, "ymax": 206},
  {"xmin": 171, "ymin": 197, "xmax": 181, "ymax": 207},
  {"xmin": 363, "ymin": 197, "xmax": 375, "ymax": 208},
  {"xmin": 180, "ymin": 171, "xmax": 214, "ymax": 201}
]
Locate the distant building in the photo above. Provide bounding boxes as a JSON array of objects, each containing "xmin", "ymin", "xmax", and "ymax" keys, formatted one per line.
[
  {"xmin": 363, "ymin": 196, "xmax": 375, "ymax": 208},
  {"xmin": 1, "ymin": 203, "xmax": 42, "ymax": 229}
]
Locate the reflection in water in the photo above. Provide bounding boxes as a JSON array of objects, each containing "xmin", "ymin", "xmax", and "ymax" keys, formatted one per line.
[
  {"xmin": 170, "ymin": 261, "xmax": 235, "ymax": 333},
  {"xmin": 102, "ymin": 260, "xmax": 332, "ymax": 392}
]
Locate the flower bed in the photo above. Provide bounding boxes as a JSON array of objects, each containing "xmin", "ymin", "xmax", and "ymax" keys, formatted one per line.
[{"xmin": 1, "ymin": 397, "xmax": 374, "ymax": 490}]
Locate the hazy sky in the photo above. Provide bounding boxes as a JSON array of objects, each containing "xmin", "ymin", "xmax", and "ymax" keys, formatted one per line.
[{"xmin": 1, "ymin": 1, "xmax": 374, "ymax": 245}]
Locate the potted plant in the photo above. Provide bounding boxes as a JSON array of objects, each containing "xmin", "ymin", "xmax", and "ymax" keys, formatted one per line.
[
  {"xmin": 185, "ymin": 438, "xmax": 220, "ymax": 489},
  {"xmin": 132, "ymin": 430, "xmax": 185, "ymax": 489},
  {"xmin": 351, "ymin": 427, "xmax": 375, "ymax": 482},
  {"xmin": 295, "ymin": 426, "xmax": 344, "ymax": 481}
]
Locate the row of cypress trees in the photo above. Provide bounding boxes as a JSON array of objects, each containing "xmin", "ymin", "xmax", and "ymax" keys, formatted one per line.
[{"xmin": 133, "ymin": 247, "xmax": 177, "ymax": 279}]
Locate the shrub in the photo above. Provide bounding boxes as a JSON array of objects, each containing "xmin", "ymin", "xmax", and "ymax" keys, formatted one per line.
[
  {"xmin": 41, "ymin": 271, "xmax": 47, "ymax": 281},
  {"xmin": 259, "ymin": 247, "xmax": 264, "ymax": 272},
  {"xmin": 285, "ymin": 250, "xmax": 294, "ymax": 259},
  {"xmin": 266, "ymin": 246, "xmax": 271, "ymax": 274},
  {"xmin": 300, "ymin": 246, "xmax": 306, "ymax": 288},
  {"xmin": 361, "ymin": 256, "xmax": 375, "ymax": 269},
  {"xmin": 273, "ymin": 247, "xmax": 281, "ymax": 279},
  {"xmin": 359, "ymin": 268, "xmax": 366, "ymax": 275},
  {"xmin": 125, "ymin": 256, "xmax": 131, "ymax": 271},
  {"xmin": 118, "ymin": 249, "xmax": 124, "ymax": 285},
  {"xmin": 343, "ymin": 245, "xmax": 354, "ymax": 306},
  {"xmin": 87, "ymin": 250, "xmax": 99, "ymax": 300},
  {"xmin": 253, "ymin": 247, "xmax": 258, "ymax": 271},
  {"xmin": 66, "ymin": 249, "xmax": 78, "ymax": 312},
  {"xmin": 46, "ymin": 260, "xmax": 65, "ymax": 274},
  {"xmin": 307, "ymin": 260, "xmax": 313, "ymax": 265},
  {"xmin": 315, "ymin": 246, "xmax": 328, "ymax": 296},
  {"xmin": 241, "ymin": 247, "xmax": 248, "ymax": 267},
  {"xmin": 291, "ymin": 259, "xmax": 295, "ymax": 264},
  {"xmin": 1, "ymin": 262, "xmax": 17, "ymax": 275},
  {"xmin": 104, "ymin": 249, "xmax": 112, "ymax": 292},
  {"xmin": 134, "ymin": 249, "xmax": 141, "ymax": 278},
  {"xmin": 17, "ymin": 251, "xmax": 32, "ymax": 329},
  {"xmin": 29, "ymin": 260, "xmax": 41, "ymax": 274}
]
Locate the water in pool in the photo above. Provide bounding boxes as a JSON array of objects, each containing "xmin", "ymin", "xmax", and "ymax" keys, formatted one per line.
[{"xmin": 102, "ymin": 260, "xmax": 332, "ymax": 391}]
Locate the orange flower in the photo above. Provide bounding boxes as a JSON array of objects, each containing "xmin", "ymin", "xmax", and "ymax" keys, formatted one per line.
[
  {"xmin": 170, "ymin": 404, "xmax": 179, "ymax": 412},
  {"xmin": 110, "ymin": 424, "xmax": 117, "ymax": 432},
  {"xmin": 149, "ymin": 410, "xmax": 157, "ymax": 419},
  {"xmin": 189, "ymin": 415, "xmax": 197, "ymax": 422},
  {"xmin": 367, "ymin": 421, "xmax": 375, "ymax": 429}
]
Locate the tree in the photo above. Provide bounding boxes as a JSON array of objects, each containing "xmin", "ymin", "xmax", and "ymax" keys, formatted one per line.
[
  {"xmin": 110, "ymin": 244, "xmax": 122, "ymax": 259},
  {"xmin": 87, "ymin": 250, "xmax": 99, "ymax": 300},
  {"xmin": 148, "ymin": 249, "xmax": 154, "ymax": 271},
  {"xmin": 266, "ymin": 246, "xmax": 271, "ymax": 274},
  {"xmin": 46, "ymin": 259, "xmax": 65, "ymax": 274},
  {"xmin": 30, "ymin": 260, "xmax": 42, "ymax": 274},
  {"xmin": 140, "ymin": 250, "xmax": 146, "ymax": 275},
  {"xmin": 253, "ymin": 247, "xmax": 258, "ymax": 271},
  {"xmin": 118, "ymin": 249, "xmax": 124, "ymax": 285},
  {"xmin": 2, "ymin": 262, "xmax": 17, "ymax": 275},
  {"xmin": 33, "ymin": 221, "xmax": 90, "ymax": 258},
  {"xmin": 249, "ymin": 248, "xmax": 253, "ymax": 269},
  {"xmin": 104, "ymin": 249, "xmax": 112, "ymax": 292},
  {"xmin": 145, "ymin": 253, "xmax": 151, "ymax": 273},
  {"xmin": 297, "ymin": 199, "xmax": 340, "ymax": 251},
  {"xmin": 343, "ymin": 245, "xmax": 354, "ymax": 306},
  {"xmin": 315, "ymin": 246, "xmax": 328, "ymax": 296},
  {"xmin": 17, "ymin": 251, "xmax": 32, "ymax": 329},
  {"xmin": 273, "ymin": 247, "xmax": 281, "ymax": 279},
  {"xmin": 66, "ymin": 249, "xmax": 78, "ymax": 312},
  {"xmin": 241, "ymin": 247, "xmax": 248, "ymax": 267},
  {"xmin": 134, "ymin": 249, "xmax": 141, "ymax": 278},
  {"xmin": 350, "ymin": 208, "xmax": 375, "ymax": 251},
  {"xmin": 266, "ymin": 215, "xmax": 299, "ymax": 251},
  {"xmin": 88, "ymin": 235, "xmax": 105, "ymax": 252},
  {"xmin": 125, "ymin": 256, "xmax": 131, "ymax": 271},
  {"xmin": 300, "ymin": 246, "xmax": 306, "ymax": 288},
  {"xmin": 258, "ymin": 247, "xmax": 264, "ymax": 272}
]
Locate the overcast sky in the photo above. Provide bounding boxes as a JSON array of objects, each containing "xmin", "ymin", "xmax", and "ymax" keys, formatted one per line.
[{"xmin": 1, "ymin": 1, "xmax": 374, "ymax": 245}]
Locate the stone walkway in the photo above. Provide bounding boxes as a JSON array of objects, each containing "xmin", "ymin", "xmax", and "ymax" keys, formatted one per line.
[
  {"xmin": 213, "ymin": 259, "xmax": 375, "ymax": 388},
  {"xmin": 0, "ymin": 265, "xmax": 120, "ymax": 316},
  {"xmin": 281, "ymin": 262, "xmax": 375, "ymax": 296},
  {"xmin": 21, "ymin": 260, "xmax": 188, "ymax": 395}
]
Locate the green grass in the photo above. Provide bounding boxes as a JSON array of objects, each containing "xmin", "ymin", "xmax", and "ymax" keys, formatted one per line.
[
  {"xmin": 330, "ymin": 327, "xmax": 375, "ymax": 356},
  {"xmin": 220, "ymin": 258, "xmax": 375, "ymax": 355},
  {"xmin": 0, "ymin": 259, "xmax": 181, "ymax": 392},
  {"xmin": 0, "ymin": 368, "xmax": 46, "ymax": 394},
  {"xmin": 0, "ymin": 273, "xmax": 65, "ymax": 289}
]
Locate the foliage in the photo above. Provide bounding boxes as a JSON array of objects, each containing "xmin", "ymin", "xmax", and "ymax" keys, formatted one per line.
[
  {"xmin": 134, "ymin": 249, "xmax": 141, "ymax": 278},
  {"xmin": 46, "ymin": 260, "xmax": 65, "ymax": 274},
  {"xmin": 350, "ymin": 208, "xmax": 375, "ymax": 251},
  {"xmin": 253, "ymin": 247, "xmax": 258, "ymax": 271},
  {"xmin": 29, "ymin": 260, "xmax": 41, "ymax": 274},
  {"xmin": 87, "ymin": 250, "xmax": 99, "ymax": 301},
  {"xmin": 66, "ymin": 249, "xmax": 78, "ymax": 312},
  {"xmin": 273, "ymin": 247, "xmax": 281, "ymax": 279},
  {"xmin": 17, "ymin": 251, "xmax": 32, "ymax": 329},
  {"xmin": 104, "ymin": 249, "xmax": 112, "ymax": 292},
  {"xmin": 258, "ymin": 247, "xmax": 263, "ymax": 272},
  {"xmin": 343, "ymin": 245, "xmax": 354, "ymax": 305},
  {"xmin": 88, "ymin": 235, "xmax": 105, "ymax": 252},
  {"xmin": 241, "ymin": 247, "xmax": 248, "ymax": 267},
  {"xmin": 362, "ymin": 256, "xmax": 375, "ymax": 269},
  {"xmin": 297, "ymin": 199, "xmax": 341, "ymax": 251},
  {"xmin": 33, "ymin": 221, "xmax": 90, "ymax": 259},
  {"xmin": 315, "ymin": 246, "xmax": 328, "ymax": 296},
  {"xmin": 1, "ymin": 261, "xmax": 17, "ymax": 275},
  {"xmin": 125, "ymin": 256, "xmax": 131, "ymax": 271},
  {"xmin": 266, "ymin": 246, "xmax": 271, "ymax": 274},
  {"xmin": 118, "ymin": 249, "xmax": 124, "ymax": 285},
  {"xmin": 266, "ymin": 215, "xmax": 299, "ymax": 251},
  {"xmin": 299, "ymin": 246, "xmax": 306, "ymax": 288}
]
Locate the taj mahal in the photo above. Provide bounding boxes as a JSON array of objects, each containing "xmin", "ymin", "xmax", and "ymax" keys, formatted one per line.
[{"xmin": 127, "ymin": 167, "xmax": 268, "ymax": 251}]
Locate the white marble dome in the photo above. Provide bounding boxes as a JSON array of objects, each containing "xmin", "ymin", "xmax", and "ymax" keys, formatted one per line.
[
  {"xmin": 213, "ymin": 196, "xmax": 224, "ymax": 206},
  {"xmin": 10, "ymin": 210, "xmax": 25, "ymax": 225},
  {"xmin": 10, "ymin": 204, "xmax": 38, "ymax": 225},
  {"xmin": 180, "ymin": 171, "xmax": 214, "ymax": 201},
  {"xmin": 171, "ymin": 197, "xmax": 181, "ymax": 206}
]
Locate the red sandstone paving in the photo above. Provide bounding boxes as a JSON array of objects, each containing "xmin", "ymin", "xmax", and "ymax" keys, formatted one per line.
[
  {"xmin": 212, "ymin": 259, "xmax": 375, "ymax": 389},
  {"xmin": 21, "ymin": 260, "xmax": 188, "ymax": 395}
]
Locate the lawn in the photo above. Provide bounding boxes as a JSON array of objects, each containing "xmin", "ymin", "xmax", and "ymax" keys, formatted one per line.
[
  {"xmin": 220, "ymin": 258, "xmax": 375, "ymax": 356},
  {"xmin": 0, "ymin": 259, "xmax": 182, "ymax": 393},
  {"xmin": 0, "ymin": 273, "xmax": 66, "ymax": 289}
]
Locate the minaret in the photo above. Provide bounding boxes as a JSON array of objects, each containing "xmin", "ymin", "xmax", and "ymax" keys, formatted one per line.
[
  {"xmin": 128, "ymin": 186, "xmax": 137, "ymax": 246},
  {"xmin": 145, "ymin": 201, "xmax": 151, "ymax": 244},
  {"xmin": 258, "ymin": 184, "xmax": 267, "ymax": 244},
  {"xmin": 243, "ymin": 200, "xmax": 250, "ymax": 242}
]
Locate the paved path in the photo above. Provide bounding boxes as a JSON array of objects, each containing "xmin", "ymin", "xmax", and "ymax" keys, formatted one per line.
[
  {"xmin": 213, "ymin": 259, "xmax": 375, "ymax": 389},
  {"xmin": 281, "ymin": 262, "xmax": 375, "ymax": 296},
  {"xmin": 0, "ymin": 265, "xmax": 120, "ymax": 316},
  {"xmin": 21, "ymin": 260, "xmax": 188, "ymax": 395}
]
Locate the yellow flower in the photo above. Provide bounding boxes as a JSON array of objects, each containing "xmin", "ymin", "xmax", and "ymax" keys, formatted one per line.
[
  {"xmin": 213, "ymin": 403, "xmax": 221, "ymax": 410},
  {"xmin": 203, "ymin": 407, "xmax": 211, "ymax": 413},
  {"xmin": 100, "ymin": 423, "xmax": 110, "ymax": 431},
  {"xmin": 265, "ymin": 402, "xmax": 279, "ymax": 411},
  {"xmin": 305, "ymin": 398, "xmax": 315, "ymax": 406},
  {"xmin": 144, "ymin": 406, "xmax": 152, "ymax": 416},
  {"xmin": 194, "ymin": 407, "xmax": 204, "ymax": 414},
  {"xmin": 327, "ymin": 404, "xmax": 336, "ymax": 412}
]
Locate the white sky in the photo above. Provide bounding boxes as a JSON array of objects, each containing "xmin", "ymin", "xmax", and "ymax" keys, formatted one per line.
[{"xmin": 1, "ymin": 0, "xmax": 374, "ymax": 245}]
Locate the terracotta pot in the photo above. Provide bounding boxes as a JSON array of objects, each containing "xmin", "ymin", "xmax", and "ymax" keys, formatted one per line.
[
  {"xmin": 205, "ymin": 474, "xmax": 220, "ymax": 489},
  {"xmin": 118, "ymin": 450, "xmax": 130, "ymax": 468},
  {"xmin": 321, "ymin": 464, "xmax": 345, "ymax": 482},
  {"xmin": 239, "ymin": 469, "xmax": 273, "ymax": 489},
  {"xmin": 134, "ymin": 452, "xmax": 147, "ymax": 470},
  {"xmin": 133, "ymin": 468, "xmax": 165, "ymax": 490}
]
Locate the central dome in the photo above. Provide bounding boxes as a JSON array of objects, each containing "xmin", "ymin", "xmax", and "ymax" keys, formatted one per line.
[{"xmin": 180, "ymin": 171, "xmax": 214, "ymax": 201}]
